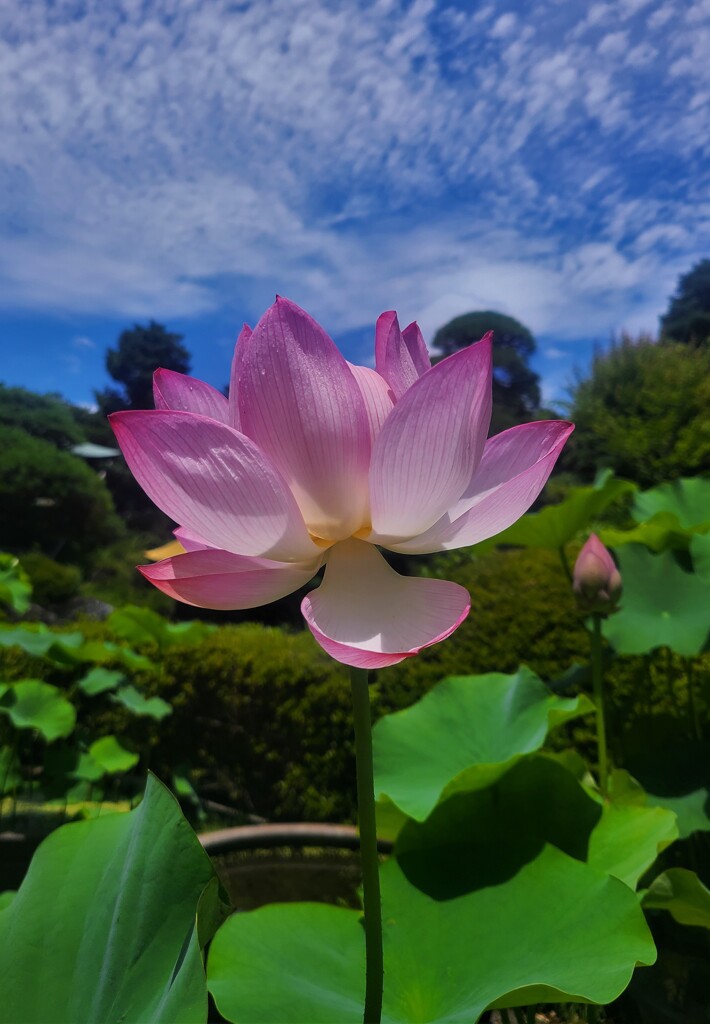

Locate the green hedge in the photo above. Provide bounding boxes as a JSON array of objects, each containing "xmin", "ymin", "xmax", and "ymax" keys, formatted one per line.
[{"xmin": 2, "ymin": 547, "xmax": 706, "ymax": 823}]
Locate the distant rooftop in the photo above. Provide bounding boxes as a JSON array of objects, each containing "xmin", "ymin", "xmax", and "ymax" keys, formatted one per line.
[{"xmin": 71, "ymin": 442, "xmax": 120, "ymax": 459}]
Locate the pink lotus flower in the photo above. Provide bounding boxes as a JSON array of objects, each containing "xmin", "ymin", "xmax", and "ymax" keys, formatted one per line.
[{"xmin": 110, "ymin": 298, "xmax": 573, "ymax": 668}]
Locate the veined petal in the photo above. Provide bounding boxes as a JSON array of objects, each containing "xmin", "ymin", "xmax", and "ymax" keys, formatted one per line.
[
  {"xmin": 110, "ymin": 410, "xmax": 320, "ymax": 562},
  {"xmin": 139, "ymin": 549, "xmax": 322, "ymax": 610},
  {"xmin": 173, "ymin": 526, "xmax": 213, "ymax": 552},
  {"xmin": 369, "ymin": 334, "xmax": 493, "ymax": 541},
  {"xmin": 388, "ymin": 420, "xmax": 574, "ymax": 554},
  {"xmin": 347, "ymin": 363, "xmax": 394, "ymax": 444},
  {"xmin": 301, "ymin": 539, "xmax": 470, "ymax": 669},
  {"xmin": 237, "ymin": 297, "xmax": 370, "ymax": 540},
  {"xmin": 228, "ymin": 324, "xmax": 252, "ymax": 431},
  {"xmin": 153, "ymin": 369, "xmax": 230, "ymax": 423},
  {"xmin": 375, "ymin": 311, "xmax": 431, "ymax": 400}
]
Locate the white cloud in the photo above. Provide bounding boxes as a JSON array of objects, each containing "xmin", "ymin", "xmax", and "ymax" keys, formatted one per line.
[
  {"xmin": 0, "ymin": 0, "xmax": 708, "ymax": 355},
  {"xmin": 72, "ymin": 335, "xmax": 96, "ymax": 348}
]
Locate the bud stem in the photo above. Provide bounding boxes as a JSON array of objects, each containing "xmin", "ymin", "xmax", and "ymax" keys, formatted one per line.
[{"xmin": 591, "ymin": 613, "xmax": 609, "ymax": 797}]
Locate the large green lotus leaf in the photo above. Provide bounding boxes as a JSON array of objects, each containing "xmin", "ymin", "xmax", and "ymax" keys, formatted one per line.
[
  {"xmin": 691, "ymin": 531, "xmax": 710, "ymax": 580},
  {"xmin": 393, "ymin": 756, "xmax": 600, "ymax": 899},
  {"xmin": 0, "ymin": 626, "xmax": 84, "ymax": 665},
  {"xmin": 112, "ymin": 683, "xmax": 172, "ymax": 720},
  {"xmin": 0, "ymin": 774, "xmax": 226, "ymax": 1024},
  {"xmin": 108, "ymin": 605, "xmax": 215, "ymax": 652},
  {"xmin": 625, "ymin": 739, "xmax": 710, "ymax": 839},
  {"xmin": 600, "ymin": 512, "xmax": 705, "ymax": 553},
  {"xmin": 0, "ymin": 555, "xmax": 32, "ymax": 614},
  {"xmin": 470, "ymin": 472, "xmax": 636, "ymax": 553},
  {"xmin": 632, "ymin": 477, "xmax": 710, "ymax": 530},
  {"xmin": 642, "ymin": 868, "xmax": 710, "ymax": 929},
  {"xmin": 88, "ymin": 735, "xmax": 140, "ymax": 774},
  {"xmin": 587, "ymin": 771, "xmax": 678, "ymax": 889},
  {"xmin": 373, "ymin": 668, "xmax": 592, "ymax": 822},
  {"xmin": 602, "ymin": 545, "xmax": 710, "ymax": 656},
  {"xmin": 77, "ymin": 667, "xmax": 125, "ymax": 697},
  {"xmin": 0, "ymin": 680, "xmax": 76, "ymax": 741},
  {"xmin": 208, "ymin": 851, "xmax": 654, "ymax": 1023}
]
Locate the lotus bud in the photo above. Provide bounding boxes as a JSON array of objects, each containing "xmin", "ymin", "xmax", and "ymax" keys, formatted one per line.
[{"xmin": 573, "ymin": 534, "xmax": 622, "ymax": 615}]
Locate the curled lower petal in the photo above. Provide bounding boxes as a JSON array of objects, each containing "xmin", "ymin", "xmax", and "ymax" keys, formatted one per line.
[
  {"xmin": 153, "ymin": 369, "xmax": 230, "ymax": 423},
  {"xmin": 139, "ymin": 549, "xmax": 322, "ymax": 610},
  {"xmin": 301, "ymin": 539, "xmax": 470, "ymax": 668},
  {"xmin": 388, "ymin": 420, "xmax": 574, "ymax": 554},
  {"xmin": 110, "ymin": 409, "xmax": 320, "ymax": 562}
]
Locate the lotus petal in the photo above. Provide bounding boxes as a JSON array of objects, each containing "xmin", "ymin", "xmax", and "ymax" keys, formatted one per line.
[
  {"xmin": 301, "ymin": 539, "xmax": 470, "ymax": 668},
  {"xmin": 110, "ymin": 410, "xmax": 320, "ymax": 562},
  {"xmin": 139, "ymin": 549, "xmax": 321, "ymax": 610},
  {"xmin": 389, "ymin": 420, "xmax": 574, "ymax": 553},
  {"xmin": 375, "ymin": 312, "xmax": 430, "ymax": 400},
  {"xmin": 228, "ymin": 323, "xmax": 252, "ymax": 431},
  {"xmin": 153, "ymin": 369, "xmax": 229, "ymax": 423},
  {"xmin": 369, "ymin": 335, "xmax": 493, "ymax": 541},
  {"xmin": 237, "ymin": 298, "xmax": 370, "ymax": 541}
]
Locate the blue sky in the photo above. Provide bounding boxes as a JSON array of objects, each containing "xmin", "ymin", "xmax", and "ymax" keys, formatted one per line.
[{"xmin": 1, "ymin": 0, "xmax": 709, "ymax": 410}]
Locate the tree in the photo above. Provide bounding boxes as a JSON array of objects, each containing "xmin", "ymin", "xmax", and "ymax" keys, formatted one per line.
[
  {"xmin": 566, "ymin": 334, "xmax": 710, "ymax": 487},
  {"xmin": 96, "ymin": 321, "xmax": 190, "ymax": 413},
  {"xmin": 433, "ymin": 311, "xmax": 541, "ymax": 433},
  {"xmin": 0, "ymin": 426, "xmax": 123, "ymax": 562},
  {"xmin": 0, "ymin": 384, "xmax": 84, "ymax": 448},
  {"xmin": 660, "ymin": 258, "xmax": 710, "ymax": 346}
]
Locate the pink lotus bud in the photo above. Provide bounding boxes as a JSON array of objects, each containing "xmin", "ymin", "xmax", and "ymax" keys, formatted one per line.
[{"xmin": 573, "ymin": 534, "xmax": 622, "ymax": 615}]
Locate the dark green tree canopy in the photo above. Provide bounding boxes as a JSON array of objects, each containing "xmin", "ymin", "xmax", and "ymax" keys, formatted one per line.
[
  {"xmin": 433, "ymin": 311, "xmax": 541, "ymax": 433},
  {"xmin": 96, "ymin": 321, "xmax": 190, "ymax": 412},
  {"xmin": 660, "ymin": 258, "xmax": 710, "ymax": 346},
  {"xmin": 0, "ymin": 383, "xmax": 84, "ymax": 448}
]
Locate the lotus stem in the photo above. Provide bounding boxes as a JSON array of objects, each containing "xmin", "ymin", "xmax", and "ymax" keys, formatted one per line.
[
  {"xmin": 349, "ymin": 666, "xmax": 383, "ymax": 1024},
  {"xmin": 591, "ymin": 614, "xmax": 609, "ymax": 798}
]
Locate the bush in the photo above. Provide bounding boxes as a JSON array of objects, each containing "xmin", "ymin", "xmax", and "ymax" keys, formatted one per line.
[
  {"xmin": 566, "ymin": 334, "xmax": 710, "ymax": 486},
  {"xmin": 19, "ymin": 553, "xmax": 82, "ymax": 607},
  {"xmin": 0, "ymin": 426, "xmax": 123, "ymax": 562}
]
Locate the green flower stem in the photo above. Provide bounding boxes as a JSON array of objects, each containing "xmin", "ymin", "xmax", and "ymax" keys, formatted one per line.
[
  {"xmin": 591, "ymin": 614, "xmax": 609, "ymax": 798},
  {"xmin": 349, "ymin": 666, "xmax": 383, "ymax": 1024}
]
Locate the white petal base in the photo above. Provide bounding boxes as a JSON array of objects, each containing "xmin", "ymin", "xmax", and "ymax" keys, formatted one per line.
[{"xmin": 301, "ymin": 539, "xmax": 470, "ymax": 668}]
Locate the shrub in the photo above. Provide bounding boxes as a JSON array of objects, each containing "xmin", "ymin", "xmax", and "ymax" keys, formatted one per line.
[
  {"xmin": 0, "ymin": 426, "xmax": 123, "ymax": 562},
  {"xmin": 0, "ymin": 383, "xmax": 84, "ymax": 448},
  {"xmin": 19, "ymin": 553, "xmax": 82, "ymax": 607}
]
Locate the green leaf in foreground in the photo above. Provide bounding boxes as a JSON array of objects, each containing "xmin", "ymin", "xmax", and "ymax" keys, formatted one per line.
[
  {"xmin": 0, "ymin": 680, "xmax": 76, "ymax": 741},
  {"xmin": 0, "ymin": 774, "xmax": 226, "ymax": 1024},
  {"xmin": 587, "ymin": 772, "xmax": 678, "ymax": 889},
  {"xmin": 642, "ymin": 868, "xmax": 710, "ymax": 929},
  {"xmin": 602, "ymin": 545, "xmax": 710, "ymax": 656},
  {"xmin": 88, "ymin": 735, "xmax": 139, "ymax": 774},
  {"xmin": 373, "ymin": 667, "xmax": 592, "ymax": 821},
  {"xmin": 208, "ymin": 852, "xmax": 655, "ymax": 1024}
]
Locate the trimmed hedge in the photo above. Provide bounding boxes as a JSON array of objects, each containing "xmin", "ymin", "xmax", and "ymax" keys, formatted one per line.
[{"xmin": 1, "ymin": 546, "xmax": 706, "ymax": 823}]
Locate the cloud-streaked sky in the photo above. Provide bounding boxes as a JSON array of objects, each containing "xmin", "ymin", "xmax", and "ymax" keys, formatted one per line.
[{"xmin": 1, "ymin": 0, "xmax": 709, "ymax": 407}]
